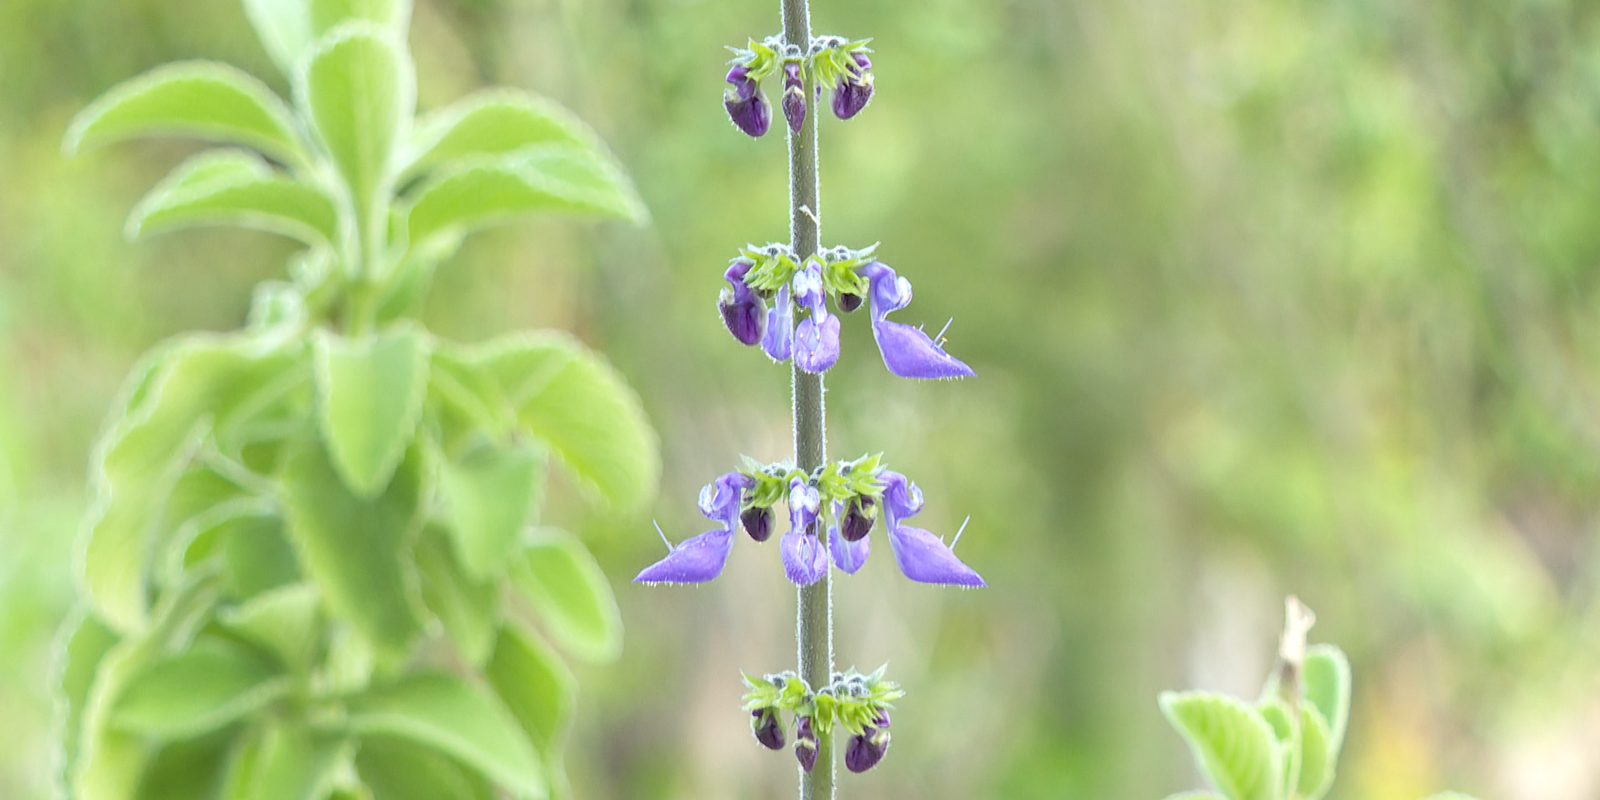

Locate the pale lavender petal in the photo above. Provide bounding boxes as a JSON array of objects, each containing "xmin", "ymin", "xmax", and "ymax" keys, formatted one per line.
[
  {"xmin": 634, "ymin": 528, "xmax": 735, "ymax": 584},
  {"xmin": 762, "ymin": 285, "xmax": 793, "ymax": 362},
  {"xmin": 858, "ymin": 261, "xmax": 911, "ymax": 320},
  {"xmin": 781, "ymin": 526, "xmax": 830, "ymax": 585},
  {"xmin": 879, "ymin": 471, "xmax": 923, "ymax": 526},
  {"xmin": 793, "ymin": 260, "xmax": 826, "ymax": 311},
  {"xmin": 886, "ymin": 524, "xmax": 984, "ymax": 587},
  {"xmin": 794, "ymin": 311, "xmax": 841, "ymax": 373},
  {"xmin": 788, "ymin": 477, "xmax": 820, "ymax": 532},
  {"xmin": 829, "ymin": 524, "xmax": 870, "ymax": 574},
  {"xmin": 871, "ymin": 318, "xmax": 976, "ymax": 379},
  {"xmin": 699, "ymin": 472, "xmax": 754, "ymax": 527}
]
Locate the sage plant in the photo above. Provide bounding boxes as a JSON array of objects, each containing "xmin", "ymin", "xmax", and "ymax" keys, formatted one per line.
[
  {"xmin": 52, "ymin": 2, "xmax": 658, "ymax": 799},
  {"xmin": 1160, "ymin": 598, "xmax": 1480, "ymax": 800},
  {"xmin": 634, "ymin": 0, "xmax": 982, "ymax": 795}
]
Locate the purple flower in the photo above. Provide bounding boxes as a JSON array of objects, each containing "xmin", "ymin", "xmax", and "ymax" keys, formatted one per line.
[
  {"xmin": 751, "ymin": 707, "xmax": 785, "ymax": 750},
  {"xmin": 725, "ymin": 65, "xmax": 770, "ymax": 137},
  {"xmin": 794, "ymin": 716, "xmax": 818, "ymax": 773},
  {"xmin": 634, "ymin": 472, "xmax": 755, "ymax": 584},
  {"xmin": 780, "ymin": 478, "xmax": 829, "ymax": 585},
  {"xmin": 858, "ymin": 261, "xmax": 975, "ymax": 380},
  {"xmin": 762, "ymin": 284, "xmax": 793, "ymax": 362},
  {"xmin": 845, "ymin": 709, "xmax": 891, "ymax": 773},
  {"xmin": 829, "ymin": 519, "xmax": 870, "ymax": 575},
  {"xmin": 782, "ymin": 62, "xmax": 807, "ymax": 132},
  {"xmin": 832, "ymin": 53, "xmax": 874, "ymax": 120},
  {"xmin": 719, "ymin": 260, "xmax": 766, "ymax": 346},
  {"xmin": 792, "ymin": 261, "xmax": 840, "ymax": 373},
  {"xmin": 840, "ymin": 495, "xmax": 876, "ymax": 541},
  {"xmin": 879, "ymin": 471, "xmax": 985, "ymax": 587},
  {"xmin": 740, "ymin": 505, "xmax": 774, "ymax": 542}
]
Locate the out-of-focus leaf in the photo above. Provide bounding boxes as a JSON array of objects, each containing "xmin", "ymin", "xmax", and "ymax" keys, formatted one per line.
[
  {"xmin": 439, "ymin": 441, "xmax": 544, "ymax": 581},
  {"xmin": 222, "ymin": 514, "xmax": 301, "ymax": 601},
  {"xmin": 64, "ymin": 62, "xmax": 303, "ymax": 166},
  {"xmin": 220, "ymin": 583, "xmax": 323, "ymax": 672},
  {"xmin": 222, "ymin": 721, "xmax": 346, "ymax": 800},
  {"xmin": 476, "ymin": 333, "xmax": 657, "ymax": 511},
  {"xmin": 55, "ymin": 609, "xmax": 120, "ymax": 785},
  {"xmin": 82, "ymin": 335, "xmax": 302, "ymax": 633},
  {"xmin": 310, "ymin": 0, "xmax": 411, "ymax": 36},
  {"xmin": 298, "ymin": 23, "xmax": 412, "ymax": 215},
  {"xmin": 356, "ymin": 737, "xmax": 493, "ymax": 800},
  {"xmin": 1302, "ymin": 645, "xmax": 1350, "ymax": 756},
  {"xmin": 428, "ymin": 345, "xmax": 507, "ymax": 441},
  {"xmin": 415, "ymin": 525, "xmax": 499, "ymax": 665},
  {"xmin": 405, "ymin": 91, "xmax": 597, "ymax": 177},
  {"xmin": 346, "ymin": 672, "xmax": 545, "ymax": 798},
  {"xmin": 404, "ymin": 145, "xmax": 646, "ymax": 247},
  {"xmin": 112, "ymin": 637, "xmax": 290, "ymax": 739},
  {"xmin": 1159, "ymin": 691, "xmax": 1280, "ymax": 800},
  {"xmin": 509, "ymin": 528, "xmax": 621, "ymax": 664},
  {"xmin": 242, "ymin": 0, "xmax": 314, "ymax": 76},
  {"xmin": 485, "ymin": 623, "xmax": 575, "ymax": 760},
  {"xmin": 128, "ymin": 150, "xmax": 338, "ymax": 246},
  {"xmin": 1257, "ymin": 699, "xmax": 1335, "ymax": 800},
  {"xmin": 282, "ymin": 440, "xmax": 426, "ymax": 662},
  {"xmin": 313, "ymin": 324, "xmax": 429, "ymax": 497},
  {"xmin": 134, "ymin": 729, "xmax": 238, "ymax": 800}
]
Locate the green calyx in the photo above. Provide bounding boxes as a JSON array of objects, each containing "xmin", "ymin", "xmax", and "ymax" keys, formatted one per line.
[
  {"xmin": 737, "ymin": 453, "xmax": 885, "ymax": 512},
  {"xmin": 727, "ymin": 34, "xmax": 873, "ymax": 93},
  {"xmin": 735, "ymin": 242, "xmax": 878, "ymax": 300},
  {"xmin": 741, "ymin": 665, "xmax": 903, "ymax": 736}
]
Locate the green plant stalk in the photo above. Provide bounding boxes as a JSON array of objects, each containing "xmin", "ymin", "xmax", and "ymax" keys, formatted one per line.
[{"xmin": 782, "ymin": 0, "xmax": 832, "ymax": 797}]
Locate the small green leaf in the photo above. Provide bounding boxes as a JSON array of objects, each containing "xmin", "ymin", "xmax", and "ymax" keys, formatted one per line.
[
  {"xmin": 242, "ymin": 0, "xmax": 315, "ymax": 76},
  {"xmin": 439, "ymin": 441, "xmax": 544, "ymax": 580},
  {"xmin": 222, "ymin": 513, "xmax": 302, "ymax": 601},
  {"xmin": 223, "ymin": 721, "xmax": 346, "ymax": 800},
  {"xmin": 405, "ymin": 90, "xmax": 598, "ymax": 177},
  {"xmin": 477, "ymin": 332, "xmax": 658, "ymax": 510},
  {"xmin": 485, "ymin": 623, "xmax": 576, "ymax": 759},
  {"xmin": 112, "ymin": 637, "xmax": 290, "ymax": 739},
  {"xmin": 346, "ymin": 672, "xmax": 545, "ymax": 798},
  {"xmin": 356, "ymin": 738, "xmax": 493, "ymax": 800},
  {"xmin": 134, "ymin": 729, "xmax": 238, "ymax": 800},
  {"xmin": 310, "ymin": 0, "xmax": 411, "ymax": 35},
  {"xmin": 282, "ymin": 440, "xmax": 427, "ymax": 662},
  {"xmin": 298, "ymin": 23, "xmax": 413, "ymax": 216},
  {"xmin": 510, "ymin": 528, "xmax": 621, "ymax": 664},
  {"xmin": 414, "ymin": 525, "xmax": 499, "ymax": 665},
  {"xmin": 313, "ymin": 324, "xmax": 429, "ymax": 497},
  {"xmin": 428, "ymin": 345, "xmax": 508, "ymax": 442},
  {"xmin": 404, "ymin": 145, "xmax": 646, "ymax": 247},
  {"xmin": 128, "ymin": 150, "xmax": 339, "ymax": 246},
  {"xmin": 220, "ymin": 583, "xmax": 323, "ymax": 672},
  {"xmin": 65, "ymin": 61, "xmax": 304, "ymax": 165},
  {"xmin": 55, "ymin": 609, "xmax": 121, "ymax": 784},
  {"xmin": 1302, "ymin": 645, "xmax": 1351, "ymax": 757},
  {"xmin": 1159, "ymin": 691, "xmax": 1281, "ymax": 800},
  {"xmin": 1257, "ymin": 700, "xmax": 1336, "ymax": 800}
]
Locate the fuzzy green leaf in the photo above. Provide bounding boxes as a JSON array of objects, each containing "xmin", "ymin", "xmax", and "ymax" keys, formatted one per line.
[
  {"xmin": 414, "ymin": 525, "xmax": 499, "ymax": 666},
  {"xmin": 223, "ymin": 721, "xmax": 345, "ymax": 800},
  {"xmin": 222, "ymin": 513, "xmax": 301, "ymax": 601},
  {"xmin": 313, "ymin": 324, "xmax": 429, "ymax": 497},
  {"xmin": 134, "ymin": 730, "xmax": 238, "ymax": 800},
  {"xmin": 282, "ymin": 440, "xmax": 426, "ymax": 663},
  {"xmin": 485, "ymin": 624, "xmax": 576, "ymax": 761},
  {"xmin": 477, "ymin": 333, "xmax": 657, "ymax": 510},
  {"xmin": 1257, "ymin": 700, "xmax": 1336, "ymax": 800},
  {"xmin": 298, "ymin": 23, "xmax": 412, "ymax": 216},
  {"xmin": 510, "ymin": 528, "xmax": 621, "ymax": 664},
  {"xmin": 1302, "ymin": 645, "xmax": 1351, "ymax": 758},
  {"xmin": 112, "ymin": 637, "xmax": 290, "ymax": 739},
  {"xmin": 405, "ymin": 90, "xmax": 599, "ymax": 177},
  {"xmin": 439, "ymin": 441, "xmax": 544, "ymax": 581},
  {"xmin": 405, "ymin": 145, "xmax": 646, "ymax": 246},
  {"xmin": 1159, "ymin": 691, "xmax": 1281, "ymax": 800},
  {"xmin": 356, "ymin": 738, "xmax": 493, "ymax": 800},
  {"xmin": 65, "ymin": 62, "xmax": 303, "ymax": 165},
  {"xmin": 346, "ymin": 672, "xmax": 545, "ymax": 798},
  {"xmin": 310, "ymin": 0, "xmax": 411, "ymax": 36},
  {"xmin": 220, "ymin": 583, "xmax": 323, "ymax": 672},
  {"xmin": 56, "ymin": 609, "xmax": 121, "ymax": 784},
  {"xmin": 128, "ymin": 150, "xmax": 338, "ymax": 245},
  {"xmin": 242, "ymin": 0, "xmax": 315, "ymax": 75}
]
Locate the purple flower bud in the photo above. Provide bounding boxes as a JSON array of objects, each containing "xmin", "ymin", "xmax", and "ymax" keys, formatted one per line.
[
  {"xmin": 841, "ymin": 495, "xmax": 876, "ymax": 541},
  {"xmin": 794, "ymin": 716, "xmax": 818, "ymax": 773},
  {"xmin": 741, "ymin": 504, "xmax": 774, "ymax": 542},
  {"xmin": 844, "ymin": 730, "xmax": 888, "ymax": 773},
  {"xmin": 837, "ymin": 292, "xmax": 864, "ymax": 313},
  {"xmin": 719, "ymin": 260, "xmax": 766, "ymax": 346},
  {"xmin": 725, "ymin": 66, "xmax": 770, "ymax": 137},
  {"xmin": 751, "ymin": 708, "xmax": 785, "ymax": 750},
  {"xmin": 832, "ymin": 53, "xmax": 875, "ymax": 120},
  {"xmin": 782, "ymin": 62, "xmax": 807, "ymax": 132},
  {"xmin": 851, "ymin": 52, "xmax": 873, "ymax": 73}
]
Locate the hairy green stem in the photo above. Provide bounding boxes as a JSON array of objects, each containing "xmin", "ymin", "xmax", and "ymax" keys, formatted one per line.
[{"xmin": 782, "ymin": 0, "xmax": 832, "ymax": 798}]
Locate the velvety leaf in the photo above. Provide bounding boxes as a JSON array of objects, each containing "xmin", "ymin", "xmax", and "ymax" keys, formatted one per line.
[
  {"xmin": 1302, "ymin": 645, "xmax": 1351, "ymax": 757},
  {"xmin": 82, "ymin": 335, "xmax": 302, "ymax": 633},
  {"xmin": 222, "ymin": 514, "xmax": 302, "ymax": 601},
  {"xmin": 55, "ymin": 609, "xmax": 121, "ymax": 785},
  {"xmin": 346, "ymin": 672, "xmax": 545, "ymax": 798},
  {"xmin": 220, "ymin": 583, "xmax": 323, "ymax": 672},
  {"xmin": 112, "ymin": 637, "xmax": 290, "ymax": 739},
  {"xmin": 486, "ymin": 624, "xmax": 576, "ymax": 758},
  {"xmin": 405, "ymin": 90, "xmax": 598, "ymax": 177},
  {"xmin": 134, "ymin": 729, "xmax": 238, "ymax": 800},
  {"xmin": 313, "ymin": 325, "xmax": 429, "ymax": 497},
  {"xmin": 128, "ymin": 150, "xmax": 338, "ymax": 245},
  {"xmin": 404, "ymin": 145, "xmax": 646, "ymax": 246},
  {"xmin": 427, "ymin": 345, "xmax": 507, "ymax": 442},
  {"xmin": 1159, "ymin": 691, "xmax": 1281, "ymax": 800},
  {"xmin": 439, "ymin": 441, "xmax": 544, "ymax": 580},
  {"xmin": 477, "ymin": 333, "xmax": 657, "ymax": 510},
  {"xmin": 356, "ymin": 737, "xmax": 493, "ymax": 800},
  {"xmin": 164, "ymin": 497, "xmax": 277, "ymax": 587},
  {"xmin": 298, "ymin": 23, "xmax": 412, "ymax": 217},
  {"xmin": 222, "ymin": 722, "xmax": 345, "ymax": 800},
  {"xmin": 282, "ymin": 440, "xmax": 427, "ymax": 662},
  {"xmin": 65, "ymin": 61, "xmax": 303, "ymax": 165},
  {"xmin": 1257, "ymin": 700, "xmax": 1335, "ymax": 800},
  {"xmin": 414, "ymin": 525, "xmax": 499, "ymax": 665},
  {"xmin": 310, "ymin": 0, "xmax": 411, "ymax": 36},
  {"xmin": 242, "ymin": 0, "xmax": 315, "ymax": 75},
  {"xmin": 510, "ymin": 528, "xmax": 621, "ymax": 664}
]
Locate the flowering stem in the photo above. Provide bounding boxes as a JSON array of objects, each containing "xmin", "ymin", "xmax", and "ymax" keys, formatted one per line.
[{"xmin": 781, "ymin": 0, "xmax": 832, "ymax": 796}]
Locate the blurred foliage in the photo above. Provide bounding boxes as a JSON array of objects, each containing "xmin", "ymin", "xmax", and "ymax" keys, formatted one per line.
[{"xmin": 6, "ymin": 0, "xmax": 1600, "ymax": 799}]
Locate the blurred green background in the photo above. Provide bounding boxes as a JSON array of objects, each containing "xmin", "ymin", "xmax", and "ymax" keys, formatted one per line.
[{"xmin": 5, "ymin": 0, "xmax": 1600, "ymax": 798}]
